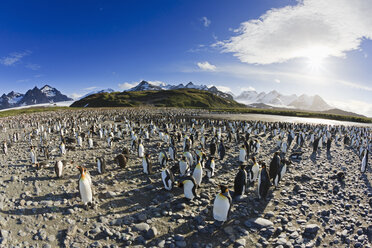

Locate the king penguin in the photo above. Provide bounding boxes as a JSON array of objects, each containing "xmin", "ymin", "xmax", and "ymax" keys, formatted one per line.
[
  {"xmin": 178, "ymin": 176, "xmax": 198, "ymax": 200},
  {"xmin": 138, "ymin": 143, "xmax": 144, "ymax": 158},
  {"xmin": 77, "ymin": 165, "xmax": 93, "ymax": 209},
  {"xmin": 55, "ymin": 160, "xmax": 64, "ymax": 178},
  {"xmin": 115, "ymin": 154, "xmax": 127, "ymax": 169},
  {"xmin": 218, "ymin": 140, "xmax": 226, "ymax": 160},
  {"xmin": 239, "ymin": 145, "xmax": 247, "ymax": 163},
  {"xmin": 179, "ymin": 156, "xmax": 189, "ymax": 176},
  {"xmin": 161, "ymin": 166, "xmax": 175, "ymax": 190},
  {"xmin": 213, "ymin": 185, "xmax": 232, "ymax": 222},
  {"xmin": 361, "ymin": 148, "xmax": 369, "ymax": 173},
  {"xmin": 142, "ymin": 153, "xmax": 152, "ymax": 175},
  {"xmin": 192, "ymin": 161, "xmax": 203, "ymax": 186},
  {"xmin": 258, "ymin": 162, "xmax": 270, "ymax": 200},
  {"xmin": 96, "ymin": 157, "xmax": 106, "ymax": 174},
  {"xmin": 234, "ymin": 163, "xmax": 247, "ymax": 200},
  {"xmin": 205, "ymin": 156, "xmax": 215, "ymax": 178}
]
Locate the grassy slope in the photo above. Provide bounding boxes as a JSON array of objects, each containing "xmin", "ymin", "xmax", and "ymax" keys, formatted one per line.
[
  {"xmin": 70, "ymin": 89, "xmax": 245, "ymax": 108},
  {"xmin": 0, "ymin": 107, "xmax": 70, "ymax": 118}
]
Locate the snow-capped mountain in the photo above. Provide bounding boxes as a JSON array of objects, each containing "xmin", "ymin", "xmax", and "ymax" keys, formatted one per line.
[
  {"xmin": 79, "ymin": 88, "xmax": 115, "ymax": 99},
  {"xmin": 235, "ymin": 90, "xmax": 331, "ymax": 111},
  {"xmin": 126, "ymin": 81, "xmax": 233, "ymax": 100},
  {"xmin": 0, "ymin": 85, "xmax": 72, "ymax": 110}
]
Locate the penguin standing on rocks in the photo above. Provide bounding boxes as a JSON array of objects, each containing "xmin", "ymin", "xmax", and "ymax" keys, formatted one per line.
[
  {"xmin": 258, "ymin": 162, "xmax": 270, "ymax": 200},
  {"xmin": 192, "ymin": 161, "xmax": 203, "ymax": 186},
  {"xmin": 239, "ymin": 145, "xmax": 247, "ymax": 163},
  {"xmin": 159, "ymin": 150, "xmax": 168, "ymax": 167},
  {"xmin": 2, "ymin": 142, "xmax": 7, "ymax": 155},
  {"xmin": 234, "ymin": 163, "xmax": 247, "ymax": 200},
  {"xmin": 249, "ymin": 157, "xmax": 260, "ymax": 184},
  {"xmin": 77, "ymin": 165, "xmax": 93, "ymax": 209},
  {"xmin": 161, "ymin": 166, "xmax": 175, "ymax": 190},
  {"xmin": 269, "ymin": 152, "xmax": 280, "ymax": 185},
  {"xmin": 60, "ymin": 142, "xmax": 66, "ymax": 155},
  {"xmin": 115, "ymin": 154, "xmax": 127, "ymax": 169},
  {"xmin": 274, "ymin": 158, "xmax": 290, "ymax": 187},
  {"xmin": 30, "ymin": 146, "xmax": 37, "ymax": 164},
  {"xmin": 361, "ymin": 148, "xmax": 369, "ymax": 173},
  {"xmin": 205, "ymin": 156, "xmax": 215, "ymax": 178},
  {"xmin": 178, "ymin": 176, "xmax": 198, "ymax": 200},
  {"xmin": 218, "ymin": 140, "xmax": 226, "ymax": 160},
  {"xmin": 142, "ymin": 153, "xmax": 152, "ymax": 175},
  {"xmin": 138, "ymin": 142, "xmax": 144, "ymax": 158},
  {"xmin": 179, "ymin": 156, "xmax": 189, "ymax": 176},
  {"xmin": 210, "ymin": 138, "xmax": 217, "ymax": 156},
  {"xmin": 55, "ymin": 160, "xmax": 64, "ymax": 178},
  {"xmin": 213, "ymin": 185, "xmax": 232, "ymax": 222},
  {"xmin": 169, "ymin": 145, "xmax": 176, "ymax": 161},
  {"xmin": 327, "ymin": 138, "xmax": 332, "ymax": 153},
  {"xmin": 313, "ymin": 137, "xmax": 320, "ymax": 154},
  {"xmin": 96, "ymin": 157, "xmax": 106, "ymax": 174}
]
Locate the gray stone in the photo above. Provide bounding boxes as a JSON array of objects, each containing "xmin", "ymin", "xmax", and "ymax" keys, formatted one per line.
[
  {"xmin": 235, "ymin": 238, "xmax": 246, "ymax": 247},
  {"xmin": 134, "ymin": 223, "xmax": 150, "ymax": 232},
  {"xmin": 304, "ymin": 224, "xmax": 320, "ymax": 234},
  {"xmin": 245, "ymin": 218, "xmax": 273, "ymax": 229},
  {"xmin": 175, "ymin": 241, "xmax": 187, "ymax": 247}
]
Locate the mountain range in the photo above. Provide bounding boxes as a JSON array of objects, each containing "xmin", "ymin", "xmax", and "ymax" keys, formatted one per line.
[
  {"xmin": 235, "ymin": 90, "xmax": 331, "ymax": 111},
  {"xmin": 0, "ymin": 85, "xmax": 72, "ymax": 110},
  {"xmin": 126, "ymin": 81, "xmax": 234, "ymax": 100}
]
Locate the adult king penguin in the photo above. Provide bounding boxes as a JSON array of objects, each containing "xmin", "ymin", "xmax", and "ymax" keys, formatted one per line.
[
  {"xmin": 142, "ymin": 153, "xmax": 152, "ymax": 175},
  {"xmin": 161, "ymin": 166, "xmax": 175, "ymax": 190},
  {"xmin": 258, "ymin": 162, "xmax": 270, "ymax": 200},
  {"xmin": 77, "ymin": 165, "xmax": 93, "ymax": 209},
  {"xmin": 361, "ymin": 148, "xmax": 369, "ymax": 173},
  {"xmin": 96, "ymin": 157, "xmax": 106, "ymax": 174},
  {"xmin": 213, "ymin": 185, "xmax": 232, "ymax": 222},
  {"xmin": 234, "ymin": 163, "xmax": 247, "ymax": 200},
  {"xmin": 178, "ymin": 176, "xmax": 198, "ymax": 200}
]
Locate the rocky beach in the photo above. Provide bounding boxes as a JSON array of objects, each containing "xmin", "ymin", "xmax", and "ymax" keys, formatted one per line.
[{"xmin": 0, "ymin": 108, "xmax": 371, "ymax": 248}]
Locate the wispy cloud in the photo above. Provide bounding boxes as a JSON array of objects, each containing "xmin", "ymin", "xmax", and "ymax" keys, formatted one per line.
[
  {"xmin": 241, "ymin": 86, "xmax": 256, "ymax": 92},
  {"xmin": 328, "ymin": 99, "xmax": 372, "ymax": 117},
  {"xmin": 197, "ymin": 61, "xmax": 216, "ymax": 71},
  {"xmin": 118, "ymin": 82, "xmax": 137, "ymax": 90},
  {"xmin": 201, "ymin": 17, "xmax": 211, "ymax": 27},
  {"xmin": 275, "ymin": 79, "xmax": 281, "ymax": 83},
  {"xmin": 69, "ymin": 93, "xmax": 84, "ymax": 100},
  {"xmin": 84, "ymin": 86, "xmax": 98, "ymax": 91},
  {"xmin": 217, "ymin": 0, "xmax": 372, "ymax": 64},
  {"xmin": 16, "ymin": 79, "xmax": 30, "ymax": 83},
  {"xmin": 26, "ymin": 63, "xmax": 41, "ymax": 70},
  {"xmin": 0, "ymin": 51, "xmax": 31, "ymax": 66}
]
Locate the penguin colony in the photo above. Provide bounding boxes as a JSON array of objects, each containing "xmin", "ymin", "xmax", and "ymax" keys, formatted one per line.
[{"xmin": 0, "ymin": 108, "xmax": 371, "ymax": 247}]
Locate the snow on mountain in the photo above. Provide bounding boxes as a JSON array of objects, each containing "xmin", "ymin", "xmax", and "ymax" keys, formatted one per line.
[
  {"xmin": 79, "ymin": 88, "xmax": 115, "ymax": 99},
  {"xmin": 0, "ymin": 85, "xmax": 72, "ymax": 110},
  {"xmin": 126, "ymin": 81, "xmax": 233, "ymax": 100},
  {"xmin": 236, "ymin": 90, "xmax": 331, "ymax": 111}
]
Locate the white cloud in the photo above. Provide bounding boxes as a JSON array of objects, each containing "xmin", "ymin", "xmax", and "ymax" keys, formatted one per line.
[
  {"xmin": 118, "ymin": 82, "xmax": 137, "ymax": 90},
  {"xmin": 201, "ymin": 17, "xmax": 211, "ymax": 27},
  {"xmin": 275, "ymin": 79, "xmax": 281, "ymax": 83},
  {"xmin": 70, "ymin": 93, "xmax": 83, "ymax": 100},
  {"xmin": 218, "ymin": 0, "xmax": 372, "ymax": 64},
  {"xmin": 241, "ymin": 86, "xmax": 256, "ymax": 92},
  {"xmin": 16, "ymin": 79, "xmax": 30, "ymax": 83},
  {"xmin": 147, "ymin": 80, "xmax": 166, "ymax": 87},
  {"xmin": 197, "ymin": 61, "xmax": 216, "ymax": 71},
  {"xmin": 84, "ymin": 86, "xmax": 98, "ymax": 91},
  {"xmin": 0, "ymin": 51, "xmax": 31, "ymax": 66},
  {"xmin": 26, "ymin": 63, "xmax": 41, "ymax": 70}
]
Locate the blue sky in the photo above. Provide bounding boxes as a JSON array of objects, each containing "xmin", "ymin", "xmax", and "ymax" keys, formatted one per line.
[{"xmin": 1, "ymin": 0, "xmax": 372, "ymax": 116}]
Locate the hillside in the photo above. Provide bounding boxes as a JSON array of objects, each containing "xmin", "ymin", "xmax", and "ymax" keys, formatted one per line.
[{"xmin": 70, "ymin": 89, "xmax": 245, "ymax": 108}]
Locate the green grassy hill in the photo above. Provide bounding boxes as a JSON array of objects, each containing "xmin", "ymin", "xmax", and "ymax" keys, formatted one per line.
[{"xmin": 70, "ymin": 89, "xmax": 245, "ymax": 108}]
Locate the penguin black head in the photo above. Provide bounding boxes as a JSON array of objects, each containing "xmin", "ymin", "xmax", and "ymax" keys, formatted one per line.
[
  {"xmin": 260, "ymin": 162, "xmax": 267, "ymax": 169},
  {"xmin": 252, "ymin": 156, "xmax": 256, "ymax": 163},
  {"xmin": 219, "ymin": 185, "xmax": 229, "ymax": 193},
  {"xmin": 239, "ymin": 163, "xmax": 246, "ymax": 170}
]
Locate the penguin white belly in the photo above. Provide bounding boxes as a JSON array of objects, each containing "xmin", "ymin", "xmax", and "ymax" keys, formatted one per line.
[
  {"xmin": 252, "ymin": 165, "xmax": 259, "ymax": 181},
  {"xmin": 138, "ymin": 145, "xmax": 144, "ymax": 158},
  {"xmin": 57, "ymin": 161, "xmax": 63, "ymax": 177},
  {"xmin": 213, "ymin": 195, "xmax": 230, "ymax": 221},
  {"xmin": 193, "ymin": 168, "xmax": 202, "ymax": 186},
  {"xmin": 280, "ymin": 164, "xmax": 287, "ymax": 178},
  {"xmin": 142, "ymin": 158, "xmax": 148, "ymax": 174},
  {"xmin": 184, "ymin": 181, "xmax": 195, "ymax": 200},
  {"xmin": 169, "ymin": 147, "xmax": 174, "ymax": 160},
  {"xmin": 161, "ymin": 170, "xmax": 171, "ymax": 190},
  {"xmin": 97, "ymin": 160, "xmax": 102, "ymax": 174},
  {"xmin": 239, "ymin": 150, "xmax": 246, "ymax": 162},
  {"xmin": 179, "ymin": 162, "xmax": 188, "ymax": 176},
  {"xmin": 79, "ymin": 179, "xmax": 93, "ymax": 204},
  {"xmin": 258, "ymin": 173, "xmax": 262, "ymax": 198},
  {"xmin": 361, "ymin": 156, "xmax": 367, "ymax": 172}
]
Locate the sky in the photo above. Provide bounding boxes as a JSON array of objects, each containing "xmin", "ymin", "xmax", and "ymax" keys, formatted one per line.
[{"xmin": 0, "ymin": 0, "xmax": 372, "ymax": 116}]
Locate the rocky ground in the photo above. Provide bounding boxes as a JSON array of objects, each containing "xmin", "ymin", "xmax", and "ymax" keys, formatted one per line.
[{"xmin": 0, "ymin": 109, "xmax": 371, "ymax": 248}]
